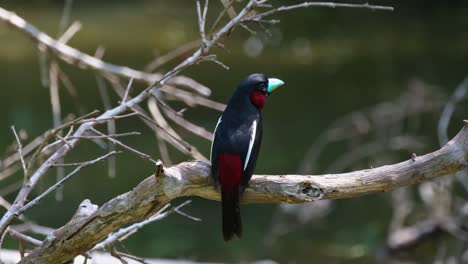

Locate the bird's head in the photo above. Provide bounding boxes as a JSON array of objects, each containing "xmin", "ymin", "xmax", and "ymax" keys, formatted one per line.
[{"xmin": 238, "ymin": 73, "xmax": 284, "ymax": 110}]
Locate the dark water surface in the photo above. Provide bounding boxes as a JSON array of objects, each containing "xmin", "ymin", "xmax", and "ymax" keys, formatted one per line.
[{"xmin": 1, "ymin": 1, "xmax": 467, "ymax": 263}]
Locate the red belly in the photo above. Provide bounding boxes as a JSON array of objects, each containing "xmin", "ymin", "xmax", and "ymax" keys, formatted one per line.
[{"xmin": 218, "ymin": 153, "xmax": 242, "ymax": 191}]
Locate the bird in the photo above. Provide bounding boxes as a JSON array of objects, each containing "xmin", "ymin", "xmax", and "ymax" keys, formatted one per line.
[{"xmin": 210, "ymin": 73, "xmax": 284, "ymax": 241}]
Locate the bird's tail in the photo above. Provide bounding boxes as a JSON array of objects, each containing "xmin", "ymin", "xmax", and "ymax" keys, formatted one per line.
[{"xmin": 221, "ymin": 187, "xmax": 242, "ymax": 241}]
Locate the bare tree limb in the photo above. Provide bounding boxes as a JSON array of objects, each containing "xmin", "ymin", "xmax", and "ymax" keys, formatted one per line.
[
  {"xmin": 18, "ymin": 122, "xmax": 468, "ymax": 264},
  {"xmin": 0, "ymin": 6, "xmax": 208, "ymax": 93}
]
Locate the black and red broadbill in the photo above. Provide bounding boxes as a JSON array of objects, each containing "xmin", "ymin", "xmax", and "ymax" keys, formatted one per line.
[{"xmin": 210, "ymin": 73, "xmax": 284, "ymax": 241}]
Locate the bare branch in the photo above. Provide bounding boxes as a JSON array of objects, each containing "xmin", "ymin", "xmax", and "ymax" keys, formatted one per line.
[
  {"xmin": 90, "ymin": 128, "xmax": 158, "ymax": 165},
  {"xmin": 77, "ymin": 112, "xmax": 138, "ymax": 125},
  {"xmin": 161, "ymin": 105, "xmax": 213, "ymax": 140},
  {"xmin": 144, "ymin": 40, "xmax": 200, "ymax": 72},
  {"xmin": 70, "ymin": 131, "xmax": 141, "ymax": 140},
  {"xmin": 169, "ymin": 76, "xmax": 211, "ymax": 97},
  {"xmin": 57, "ymin": 21, "xmax": 81, "ymax": 44},
  {"xmin": 161, "ymin": 86, "xmax": 226, "ymax": 111},
  {"xmin": 8, "ymin": 229, "xmax": 42, "ymax": 247},
  {"xmin": 57, "ymin": 0, "xmax": 74, "ymax": 36},
  {"xmin": 2, "ymin": 128, "xmax": 48, "ymax": 170},
  {"xmin": 10, "ymin": 126, "xmax": 28, "ymax": 180},
  {"xmin": 121, "ymin": 78, "xmax": 134, "ymax": 105},
  {"xmin": 0, "ymin": 0, "xmax": 396, "ymax": 245},
  {"xmin": 0, "ymin": 7, "xmax": 198, "ymax": 86},
  {"xmin": 245, "ymin": 1, "xmax": 394, "ymax": 23},
  {"xmin": 1, "ymin": 249, "xmax": 219, "ymax": 264},
  {"xmin": 49, "ymin": 61, "xmax": 65, "ymax": 201},
  {"xmin": 17, "ymin": 151, "xmax": 120, "ymax": 216},
  {"xmin": 0, "ymin": 196, "xmax": 11, "ymax": 210},
  {"xmin": 95, "ymin": 53, "xmax": 117, "ymax": 179},
  {"xmin": 147, "ymin": 97, "xmax": 207, "ymax": 160},
  {"xmin": 201, "ymin": 54, "xmax": 230, "ymax": 70},
  {"xmin": 18, "ymin": 122, "xmax": 468, "ymax": 264},
  {"xmin": 93, "ymin": 201, "xmax": 193, "ymax": 250},
  {"xmin": 11, "ymin": 223, "xmax": 55, "ymax": 237},
  {"xmin": 209, "ymin": 0, "xmax": 235, "ymax": 35},
  {"xmin": 196, "ymin": 0, "xmax": 208, "ymax": 46}
]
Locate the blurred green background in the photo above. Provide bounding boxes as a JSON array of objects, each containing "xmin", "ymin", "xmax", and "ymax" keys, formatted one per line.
[{"xmin": 0, "ymin": 0, "xmax": 467, "ymax": 263}]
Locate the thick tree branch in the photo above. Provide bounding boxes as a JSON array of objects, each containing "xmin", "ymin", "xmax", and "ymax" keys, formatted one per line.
[{"xmin": 19, "ymin": 121, "xmax": 467, "ymax": 264}]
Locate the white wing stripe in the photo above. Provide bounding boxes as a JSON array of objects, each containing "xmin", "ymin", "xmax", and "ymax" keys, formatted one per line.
[
  {"xmin": 244, "ymin": 120, "xmax": 257, "ymax": 170},
  {"xmin": 210, "ymin": 117, "xmax": 222, "ymax": 162}
]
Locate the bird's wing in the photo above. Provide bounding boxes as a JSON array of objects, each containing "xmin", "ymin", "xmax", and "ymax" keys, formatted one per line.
[
  {"xmin": 210, "ymin": 116, "xmax": 223, "ymax": 188},
  {"xmin": 243, "ymin": 120, "xmax": 257, "ymax": 171},
  {"xmin": 241, "ymin": 118, "xmax": 262, "ymax": 190}
]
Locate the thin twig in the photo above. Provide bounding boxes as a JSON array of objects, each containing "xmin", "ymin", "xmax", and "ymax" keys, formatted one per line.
[
  {"xmin": 58, "ymin": 21, "xmax": 81, "ymax": 44},
  {"xmin": 17, "ymin": 151, "xmax": 120, "ymax": 215},
  {"xmin": 245, "ymin": 1, "xmax": 394, "ymax": 23},
  {"xmin": 110, "ymin": 246, "xmax": 129, "ymax": 264},
  {"xmin": 174, "ymin": 206, "xmax": 202, "ymax": 222},
  {"xmin": 196, "ymin": 0, "xmax": 209, "ymax": 49},
  {"xmin": 0, "ymin": 196, "xmax": 11, "ymax": 210},
  {"xmin": 2, "ymin": 129, "xmax": 48, "ymax": 170},
  {"xmin": 202, "ymin": 54, "xmax": 230, "ymax": 70},
  {"xmin": 0, "ymin": 164, "xmax": 22, "ymax": 182},
  {"xmin": 160, "ymin": 85, "xmax": 226, "ymax": 111},
  {"xmin": 37, "ymin": 44, "xmax": 49, "ymax": 87},
  {"xmin": 438, "ymin": 76, "xmax": 468, "ymax": 145},
  {"xmin": 121, "ymin": 78, "xmax": 134, "ymax": 105},
  {"xmin": 8, "ymin": 228, "xmax": 42, "ymax": 246},
  {"xmin": 10, "ymin": 126, "xmax": 28, "ymax": 180},
  {"xmin": 128, "ymin": 104, "xmax": 196, "ymax": 154},
  {"xmin": 12, "ymin": 223, "xmax": 55, "ymax": 236},
  {"xmin": 57, "ymin": 0, "xmax": 74, "ymax": 35},
  {"xmin": 144, "ymin": 40, "xmax": 200, "ymax": 72},
  {"xmin": 161, "ymin": 105, "xmax": 213, "ymax": 140},
  {"xmin": 49, "ymin": 61, "xmax": 66, "ymax": 201},
  {"xmin": 112, "ymin": 251, "xmax": 148, "ymax": 264},
  {"xmin": 57, "ymin": 67, "xmax": 85, "ymax": 114},
  {"xmin": 71, "ymin": 131, "xmax": 141, "ymax": 140},
  {"xmin": 0, "ymin": 227, "xmax": 9, "ymax": 260},
  {"xmin": 0, "ymin": 180, "xmax": 23, "ymax": 197},
  {"xmin": 95, "ymin": 50, "xmax": 117, "ymax": 179},
  {"xmin": 209, "ymin": 0, "xmax": 235, "ymax": 35},
  {"xmin": 93, "ymin": 201, "xmax": 193, "ymax": 250},
  {"xmin": 147, "ymin": 97, "xmax": 207, "ymax": 160},
  {"xmin": 102, "ymin": 75, "xmax": 198, "ymax": 159},
  {"xmin": 90, "ymin": 128, "xmax": 158, "ymax": 165}
]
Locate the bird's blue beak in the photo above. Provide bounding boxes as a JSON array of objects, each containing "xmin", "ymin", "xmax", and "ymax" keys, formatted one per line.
[{"xmin": 267, "ymin": 78, "xmax": 284, "ymax": 94}]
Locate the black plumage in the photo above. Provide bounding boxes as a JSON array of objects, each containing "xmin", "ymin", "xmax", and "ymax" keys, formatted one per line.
[{"xmin": 210, "ymin": 73, "xmax": 283, "ymax": 241}]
